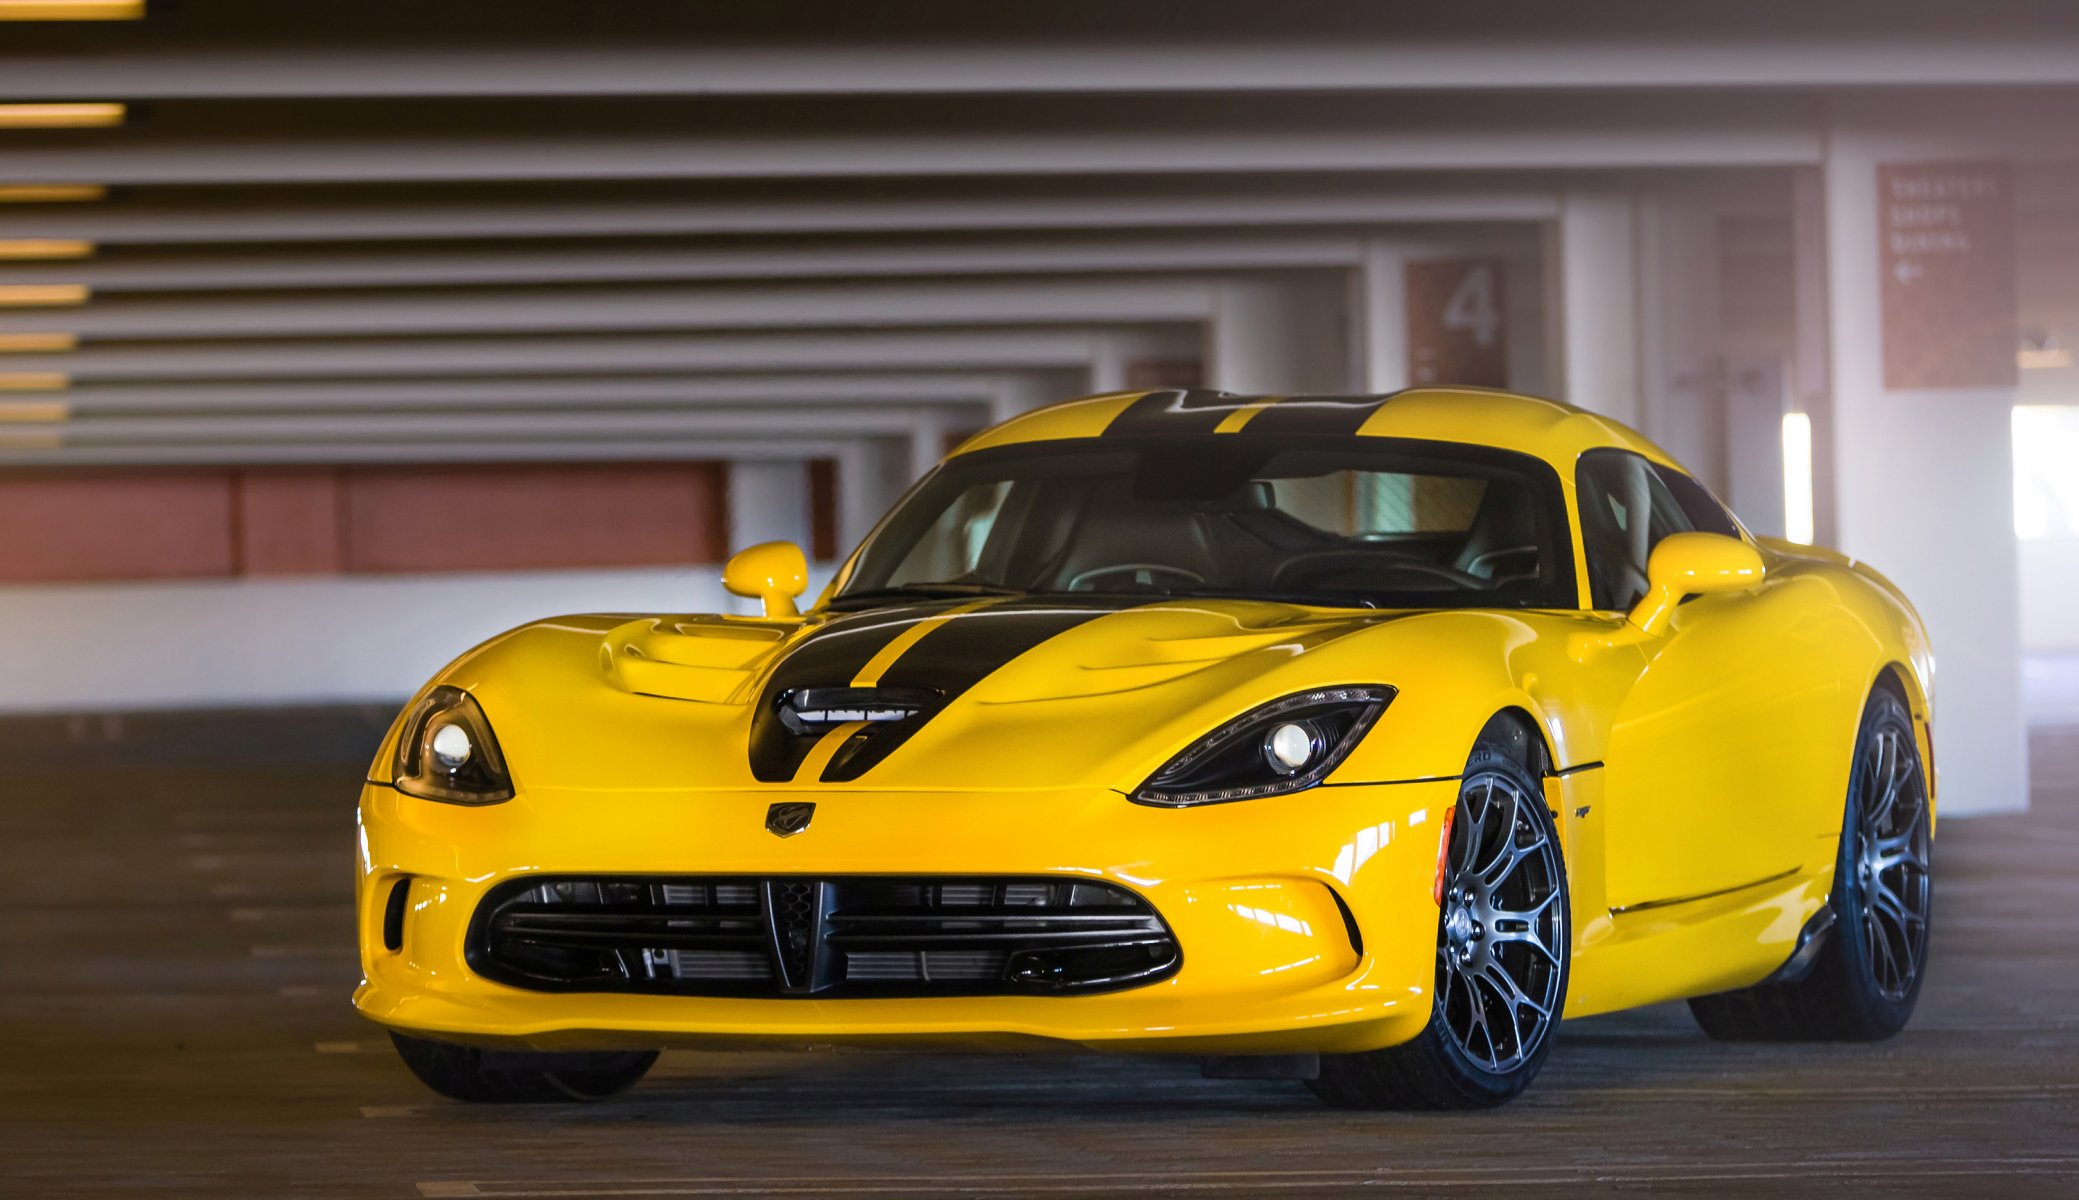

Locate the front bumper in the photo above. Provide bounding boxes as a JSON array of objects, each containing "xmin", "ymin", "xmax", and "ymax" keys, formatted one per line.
[{"xmin": 353, "ymin": 778, "xmax": 1456, "ymax": 1056}]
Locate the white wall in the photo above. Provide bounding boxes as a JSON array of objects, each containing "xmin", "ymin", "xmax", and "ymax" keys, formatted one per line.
[
  {"xmin": 0, "ymin": 565, "xmax": 807, "ymax": 712},
  {"xmin": 2021, "ymin": 539, "xmax": 2079, "ymax": 652},
  {"xmin": 1820, "ymin": 109, "xmax": 2027, "ymax": 814}
]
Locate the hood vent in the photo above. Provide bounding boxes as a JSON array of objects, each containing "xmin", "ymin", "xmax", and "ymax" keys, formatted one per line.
[{"xmin": 776, "ymin": 686, "xmax": 939, "ymax": 735}]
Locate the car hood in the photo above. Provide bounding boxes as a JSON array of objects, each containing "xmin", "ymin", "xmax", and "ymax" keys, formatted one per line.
[{"xmin": 452, "ymin": 596, "xmax": 1458, "ymax": 794}]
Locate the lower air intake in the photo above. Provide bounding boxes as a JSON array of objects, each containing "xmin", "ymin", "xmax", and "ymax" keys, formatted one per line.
[{"xmin": 468, "ymin": 875, "xmax": 1180, "ymax": 998}]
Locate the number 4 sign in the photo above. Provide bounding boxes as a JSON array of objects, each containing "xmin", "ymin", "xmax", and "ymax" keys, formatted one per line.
[{"xmin": 1406, "ymin": 259, "xmax": 1508, "ymax": 388}]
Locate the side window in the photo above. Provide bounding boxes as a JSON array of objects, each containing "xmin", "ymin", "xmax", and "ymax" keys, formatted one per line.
[
  {"xmin": 1575, "ymin": 451, "xmax": 1698, "ymax": 610},
  {"xmin": 1651, "ymin": 464, "xmax": 1743, "ymax": 538}
]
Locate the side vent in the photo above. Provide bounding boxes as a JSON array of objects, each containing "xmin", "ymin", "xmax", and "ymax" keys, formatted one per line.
[{"xmin": 382, "ymin": 878, "xmax": 411, "ymax": 952}]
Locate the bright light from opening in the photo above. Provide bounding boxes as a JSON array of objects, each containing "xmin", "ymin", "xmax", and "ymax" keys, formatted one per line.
[
  {"xmin": 0, "ymin": 185, "xmax": 106, "ymax": 204},
  {"xmin": 2014, "ymin": 406, "xmax": 2079, "ymax": 540},
  {"xmin": 0, "ymin": 104, "xmax": 126, "ymax": 129},
  {"xmin": 1781, "ymin": 412, "xmax": 1814, "ymax": 546},
  {"xmin": 0, "ymin": 1, "xmax": 146, "ymax": 19},
  {"xmin": 0, "ymin": 240, "xmax": 93, "ymax": 260}
]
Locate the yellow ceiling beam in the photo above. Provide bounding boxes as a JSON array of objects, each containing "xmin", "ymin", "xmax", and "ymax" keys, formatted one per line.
[
  {"xmin": 0, "ymin": 184, "xmax": 107, "ymax": 203},
  {"xmin": 0, "ymin": 1, "xmax": 144, "ymax": 19},
  {"xmin": 0, "ymin": 103, "xmax": 127, "ymax": 129},
  {"xmin": 0, "ymin": 333, "xmax": 77, "ymax": 352},
  {"xmin": 0, "ymin": 372, "xmax": 69, "ymax": 390},
  {"xmin": 0, "ymin": 239, "xmax": 94, "ymax": 260},
  {"xmin": 0, "ymin": 284, "xmax": 90, "ymax": 306}
]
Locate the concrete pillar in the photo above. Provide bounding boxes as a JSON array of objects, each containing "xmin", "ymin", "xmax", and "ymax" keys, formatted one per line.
[
  {"xmin": 907, "ymin": 410, "xmax": 949, "ymax": 482},
  {"xmin": 1790, "ymin": 167, "xmax": 1841, "ymax": 548},
  {"xmin": 1816, "ymin": 118, "xmax": 2025, "ymax": 815},
  {"xmin": 835, "ymin": 437, "xmax": 910, "ymax": 553},
  {"xmin": 1088, "ymin": 332, "xmax": 1132, "ymax": 393},
  {"xmin": 1354, "ymin": 241, "xmax": 1412, "ymax": 393},
  {"xmin": 726, "ymin": 459, "xmax": 812, "ymax": 554},
  {"xmin": 725, "ymin": 458, "xmax": 813, "ymax": 615},
  {"xmin": 1637, "ymin": 192, "xmax": 1729, "ymax": 486},
  {"xmin": 988, "ymin": 372, "xmax": 1066, "ymax": 425},
  {"xmin": 1552, "ymin": 189, "xmax": 1644, "ymax": 425},
  {"xmin": 1207, "ymin": 275, "xmax": 1352, "ymax": 394}
]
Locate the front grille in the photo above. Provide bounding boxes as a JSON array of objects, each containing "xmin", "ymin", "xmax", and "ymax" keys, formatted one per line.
[{"xmin": 468, "ymin": 875, "xmax": 1181, "ymax": 997}]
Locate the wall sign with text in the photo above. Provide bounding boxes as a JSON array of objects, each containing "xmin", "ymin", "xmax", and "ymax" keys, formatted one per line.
[
  {"xmin": 1878, "ymin": 160, "xmax": 2017, "ymax": 391},
  {"xmin": 1405, "ymin": 258, "xmax": 1508, "ymax": 388}
]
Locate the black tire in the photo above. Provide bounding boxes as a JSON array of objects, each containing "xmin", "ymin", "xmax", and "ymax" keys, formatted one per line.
[
  {"xmin": 1309, "ymin": 742, "xmax": 1571, "ymax": 1110},
  {"xmin": 1688, "ymin": 685, "xmax": 1932, "ymax": 1041},
  {"xmin": 389, "ymin": 1032, "xmax": 658, "ymax": 1103}
]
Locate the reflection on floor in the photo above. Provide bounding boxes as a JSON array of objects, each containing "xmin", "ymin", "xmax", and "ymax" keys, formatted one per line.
[{"xmin": 2, "ymin": 711, "xmax": 2076, "ymax": 1197}]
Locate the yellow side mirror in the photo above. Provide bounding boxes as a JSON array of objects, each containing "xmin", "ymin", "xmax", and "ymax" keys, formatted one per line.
[
  {"xmin": 1627, "ymin": 532, "xmax": 1765, "ymax": 636},
  {"xmin": 722, "ymin": 541, "xmax": 808, "ymax": 619}
]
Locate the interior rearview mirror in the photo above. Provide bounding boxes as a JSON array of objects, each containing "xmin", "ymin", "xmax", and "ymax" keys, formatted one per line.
[
  {"xmin": 723, "ymin": 541, "xmax": 809, "ymax": 619},
  {"xmin": 1627, "ymin": 532, "xmax": 1765, "ymax": 636}
]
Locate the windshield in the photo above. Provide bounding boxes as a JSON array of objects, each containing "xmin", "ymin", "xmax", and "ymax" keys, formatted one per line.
[{"xmin": 833, "ymin": 435, "xmax": 1577, "ymax": 610}]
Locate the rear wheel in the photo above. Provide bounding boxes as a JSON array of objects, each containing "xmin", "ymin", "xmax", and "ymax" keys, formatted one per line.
[
  {"xmin": 389, "ymin": 1032, "xmax": 658, "ymax": 1103},
  {"xmin": 1309, "ymin": 742, "xmax": 1570, "ymax": 1109},
  {"xmin": 1688, "ymin": 685, "xmax": 1932, "ymax": 1041}
]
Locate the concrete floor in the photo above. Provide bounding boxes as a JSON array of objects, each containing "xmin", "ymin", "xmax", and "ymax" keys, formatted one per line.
[{"xmin": 4, "ymin": 711, "xmax": 2077, "ymax": 1198}]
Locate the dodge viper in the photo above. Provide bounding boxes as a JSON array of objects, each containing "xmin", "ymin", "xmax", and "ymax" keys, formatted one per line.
[{"xmin": 355, "ymin": 387, "xmax": 1935, "ymax": 1109}]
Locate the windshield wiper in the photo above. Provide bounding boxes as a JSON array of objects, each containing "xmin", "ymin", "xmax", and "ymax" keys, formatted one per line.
[
  {"xmin": 826, "ymin": 582, "xmax": 1026, "ymax": 609},
  {"xmin": 1151, "ymin": 587, "xmax": 1380, "ymax": 610}
]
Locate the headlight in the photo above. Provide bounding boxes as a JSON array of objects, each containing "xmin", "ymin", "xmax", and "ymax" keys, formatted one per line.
[
  {"xmin": 1132, "ymin": 686, "xmax": 1393, "ymax": 807},
  {"xmin": 392, "ymin": 685, "xmax": 515, "ymax": 805}
]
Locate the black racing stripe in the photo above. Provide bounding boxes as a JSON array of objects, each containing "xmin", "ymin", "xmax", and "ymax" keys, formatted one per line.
[
  {"xmin": 746, "ymin": 603, "xmax": 960, "ymax": 783},
  {"xmin": 1102, "ymin": 388, "xmax": 1266, "ymax": 437},
  {"xmin": 1240, "ymin": 392, "xmax": 1400, "ymax": 436},
  {"xmin": 819, "ymin": 597, "xmax": 1138, "ymax": 783}
]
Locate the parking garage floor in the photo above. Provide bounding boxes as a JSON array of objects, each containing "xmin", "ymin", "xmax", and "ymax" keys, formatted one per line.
[{"xmin": 4, "ymin": 712, "xmax": 2077, "ymax": 1199}]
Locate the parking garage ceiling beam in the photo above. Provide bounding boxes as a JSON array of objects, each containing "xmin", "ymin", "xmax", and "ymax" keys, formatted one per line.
[
  {"xmin": 0, "ymin": 234, "xmax": 1383, "ymax": 292},
  {"xmin": 19, "ymin": 407, "xmax": 934, "ymax": 444},
  {"xmin": 0, "ymin": 328, "xmax": 1198, "ymax": 381},
  {"xmin": 0, "ymin": 277, "xmax": 1227, "ymax": 340},
  {"xmin": 6, "ymin": 39, "xmax": 2079, "ymax": 98},
  {"xmin": 0, "ymin": 190, "xmax": 1564, "ymax": 245},
  {"xmin": 0, "ymin": 123, "xmax": 1825, "ymax": 187},
  {"xmin": 0, "ymin": 437, "xmax": 860, "ymax": 468},
  {"xmin": 51, "ymin": 374, "xmax": 1019, "ymax": 415}
]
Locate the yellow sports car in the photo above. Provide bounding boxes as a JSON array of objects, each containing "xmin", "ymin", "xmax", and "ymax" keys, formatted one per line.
[{"xmin": 355, "ymin": 387, "xmax": 1935, "ymax": 1109}]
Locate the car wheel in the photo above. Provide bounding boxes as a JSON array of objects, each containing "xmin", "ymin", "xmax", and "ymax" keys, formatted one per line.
[
  {"xmin": 1688, "ymin": 685, "xmax": 1932, "ymax": 1041},
  {"xmin": 1309, "ymin": 741, "xmax": 1570, "ymax": 1109},
  {"xmin": 389, "ymin": 1032, "xmax": 658, "ymax": 1103}
]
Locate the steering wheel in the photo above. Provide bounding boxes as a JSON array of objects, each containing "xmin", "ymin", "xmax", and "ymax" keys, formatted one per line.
[
  {"xmin": 1065, "ymin": 563, "xmax": 1207, "ymax": 592},
  {"xmin": 1273, "ymin": 550, "xmax": 1481, "ymax": 590}
]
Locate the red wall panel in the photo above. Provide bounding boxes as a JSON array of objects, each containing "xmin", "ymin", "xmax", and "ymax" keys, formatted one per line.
[
  {"xmin": 0, "ymin": 463, "xmax": 730, "ymax": 582},
  {"xmin": 807, "ymin": 457, "xmax": 839, "ymax": 562},
  {"xmin": 235, "ymin": 470, "xmax": 344, "ymax": 576},
  {"xmin": 0, "ymin": 472, "xmax": 237, "ymax": 583},
  {"xmin": 339, "ymin": 463, "xmax": 727, "ymax": 574}
]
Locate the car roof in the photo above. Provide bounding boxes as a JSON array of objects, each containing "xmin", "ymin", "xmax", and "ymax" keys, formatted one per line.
[{"xmin": 951, "ymin": 387, "xmax": 1684, "ymax": 475}]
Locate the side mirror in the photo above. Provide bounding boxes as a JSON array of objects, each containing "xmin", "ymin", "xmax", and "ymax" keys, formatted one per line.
[
  {"xmin": 1627, "ymin": 532, "xmax": 1765, "ymax": 636},
  {"xmin": 723, "ymin": 541, "xmax": 808, "ymax": 619}
]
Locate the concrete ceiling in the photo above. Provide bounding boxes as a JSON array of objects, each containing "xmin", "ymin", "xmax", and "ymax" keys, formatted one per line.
[{"xmin": 2, "ymin": 0, "xmax": 2077, "ymax": 466}]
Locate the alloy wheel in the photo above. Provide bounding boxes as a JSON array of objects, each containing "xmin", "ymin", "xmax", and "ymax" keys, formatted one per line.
[
  {"xmin": 1854, "ymin": 722, "xmax": 1932, "ymax": 1001},
  {"xmin": 1437, "ymin": 772, "xmax": 1567, "ymax": 1074}
]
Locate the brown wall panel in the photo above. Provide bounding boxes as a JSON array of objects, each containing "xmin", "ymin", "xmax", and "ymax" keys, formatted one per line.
[
  {"xmin": 0, "ymin": 472, "xmax": 236, "ymax": 583},
  {"xmin": 339, "ymin": 462, "xmax": 726, "ymax": 574},
  {"xmin": 235, "ymin": 469, "xmax": 344, "ymax": 576}
]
